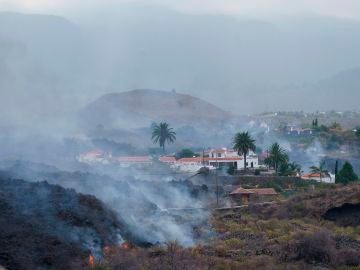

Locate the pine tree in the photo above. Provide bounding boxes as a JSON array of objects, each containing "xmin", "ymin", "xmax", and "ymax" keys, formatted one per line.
[
  {"xmin": 336, "ymin": 161, "xmax": 358, "ymax": 184},
  {"xmin": 334, "ymin": 160, "xmax": 339, "ymax": 182}
]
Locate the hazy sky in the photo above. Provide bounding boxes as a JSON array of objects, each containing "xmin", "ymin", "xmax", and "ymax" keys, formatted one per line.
[{"xmin": 1, "ymin": 0, "xmax": 360, "ymax": 21}]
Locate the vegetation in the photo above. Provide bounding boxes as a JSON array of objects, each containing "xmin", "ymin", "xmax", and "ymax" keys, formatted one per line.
[
  {"xmin": 309, "ymin": 161, "xmax": 329, "ymax": 182},
  {"xmin": 264, "ymin": 143, "xmax": 289, "ymax": 173},
  {"xmin": 278, "ymin": 161, "xmax": 301, "ymax": 176},
  {"xmin": 175, "ymin": 149, "xmax": 199, "ymax": 160},
  {"xmin": 151, "ymin": 122, "xmax": 176, "ymax": 152},
  {"xmin": 233, "ymin": 132, "xmax": 256, "ymax": 171},
  {"xmin": 336, "ymin": 161, "xmax": 359, "ymax": 184},
  {"xmin": 88, "ymin": 184, "xmax": 360, "ymax": 270}
]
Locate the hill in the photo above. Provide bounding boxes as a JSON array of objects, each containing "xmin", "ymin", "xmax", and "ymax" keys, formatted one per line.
[{"xmin": 79, "ymin": 89, "xmax": 234, "ymax": 129}]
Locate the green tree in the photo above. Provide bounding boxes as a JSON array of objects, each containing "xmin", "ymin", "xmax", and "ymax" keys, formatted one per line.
[
  {"xmin": 151, "ymin": 122, "xmax": 176, "ymax": 152},
  {"xmin": 355, "ymin": 127, "xmax": 360, "ymax": 138},
  {"xmin": 233, "ymin": 132, "xmax": 256, "ymax": 171},
  {"xmin": 336, "ymin": 161, "xmax": 358, "ymax": 184},
  {"xmin": 310, "ymin": 161, "xmax": 328, "ymax": 182},
  {"xmin": 330, "ymin": 122, "xmax": 341, "ymax": 130},
  {"xmin": 175, "ymin": 149, "xmax": 198, "ymax": 159},
  {"xmin": 280, "ymin": 161, "xmax": 302, "ymax": 176},
  {"xmin": 264, "ymin": 142, "xmax": 289, "ymax": 173},
  {"xmin": 334, "ymin": 160, "xmax": 339, "ymax": 182}
]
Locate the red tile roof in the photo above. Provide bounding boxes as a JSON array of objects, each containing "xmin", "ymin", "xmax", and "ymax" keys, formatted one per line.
[
  {"xmin": 159, "ymin": 156, "xmax": 176, "ymax": 162},
  {"xmin": 230, "ymin": 188, "xmax": 254, "ymax": 195},
  {"xmin": 208, "ymin": 157, "xmax": 242, "ymax": 161},
  {"xmin": 177, "ymin": 157, "xmax": 203, "ymax": 163}
]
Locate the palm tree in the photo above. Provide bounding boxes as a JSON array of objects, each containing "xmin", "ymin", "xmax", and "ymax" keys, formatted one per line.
[
  {"xmin": 310, "ymin": 161, "xmax": 328, "ymax": 182},
  {"xmin": 264, "ymin": 142, "xmax": 289, "ymax": 173},
  {"xmin": 281, "ymin": 161, "xmax": 302, "ymax": 176},
  {"xmin": 233, "ymin": 132, "xmax": 256, "ymax": 171},
  {"xmin": 151, "ymin": 122, "xmax": 176, "ymax": 152}
]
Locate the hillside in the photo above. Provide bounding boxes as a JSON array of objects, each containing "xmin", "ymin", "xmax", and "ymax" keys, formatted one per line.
[
  {"xmin": 70, "ymin": 183, "xmax": 360, "ymax": 269},
  {"xmin": 0, "ymin": 178, "xmax": 124, "ymax": 270},
  {"xmin": 79, "ymin": 89, "xmax": 234, "ymax": 129}
]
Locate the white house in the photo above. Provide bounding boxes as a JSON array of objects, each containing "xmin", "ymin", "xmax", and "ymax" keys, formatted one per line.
[
  {"xmin": 77, "ymin": 150, "xmax": 112, "ymax": 165},
  {"xmin": 207, "ymin": 148, "xmax": 259, "ymax": 169},
  {"xmin": 171, "ymin": 157, "xmax": 215, "ymax": 173},
  {"xmin": 172, "ymin": 148, "xmax": 260, "ymax": 172},
  {"xmin": 302, "ymin": 172, "xmax": 335, "ymax": 184}
]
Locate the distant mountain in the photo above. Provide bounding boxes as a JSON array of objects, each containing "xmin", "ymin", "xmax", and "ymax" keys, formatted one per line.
[
  {"xmin": 316, "ymin": 67, "xmax": 360, "ymax": 91},
  {"xmin": 79, "ymin": 89, "xmax": 233, "ymax": 129},
  {"xmin": 307, "ymin": 68, "xmax": 360, "ymax": 111},
  {"xmin": 2, "ymin": 11, "xmax": 360, "ymax": 121}
]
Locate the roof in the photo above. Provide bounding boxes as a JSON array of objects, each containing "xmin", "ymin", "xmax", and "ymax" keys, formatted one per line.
[
  {"xmin": 177, "ymin": 157, "xmax": 203, "ymax": 163},
  {"xmin": 177, "ymin": 157, "xmax": 243, "ymax": 163},
  {"xmin": 159, "ymin": 156, "xmax": 176, "ymax": 162},
  {"xmin": 208, "ymin": 157, "xmax": 243, "ymax": 161},
  {"xmin": 230, "ymin": 188, "xmax": 254, "ymax": 195},
  {"xmin": 80, "ymin": 150, "xmax": 105, "ymax": 158},
  {"xmin": 117, "ymin": 156, "xmax": 152, "ymax": 163},
  {"xmin": 230, "ymin": 188, "xmax": 278, "ymax": 196},
  {"xmin": 302, "ymin": 173, "xmax": 330, "ymax": 179}
]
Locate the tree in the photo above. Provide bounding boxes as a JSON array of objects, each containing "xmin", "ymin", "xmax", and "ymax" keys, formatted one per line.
[
  {"xmin": 233, "ymin": 132, "xmax": 256, "ymax": 171},
  {"xmin": 334, "ymin": 160, "xmax": 339, "ymax": 182},
  {"xmin": 175, "ymin": 149, "xmax": 198, "ymax": 160},
  {"xmin": 336, "ymin": 161, "xmax": 358, "ymax": 184},
  {"xmin": 279, "ymin": 161, "xmax": 301, "ymax": 176},
  {"xmin": 355, "ymin": 127, "xmax": 360, "ymax": 138},
  {"xmin": 330, "ymin": 122, "xmax": 341, "ymax": 130},
  {"xmin": 151, "ymin": 122, "xmax": 176, "ymax": 152},
  {"xmin": 310, "ymin": 161, "xmax": 328, "ymax": 182},
  {"xmin": 264, "ymin": 142, "xmax": 289, "ymax": 173}
]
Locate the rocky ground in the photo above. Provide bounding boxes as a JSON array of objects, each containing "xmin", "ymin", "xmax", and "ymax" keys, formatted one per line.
[{"xmin": 0, "ymin": 178, "xmax": 124, "ymax": 270}]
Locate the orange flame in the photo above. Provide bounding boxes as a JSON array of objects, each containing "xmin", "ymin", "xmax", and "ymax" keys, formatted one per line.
[
  {"xmin": 88, "ymin": 254, "xmax": 95, "ymax": 269},
  {"xmin": 121, "ymin": 242, "xmax": 130, "ymax": 249}
]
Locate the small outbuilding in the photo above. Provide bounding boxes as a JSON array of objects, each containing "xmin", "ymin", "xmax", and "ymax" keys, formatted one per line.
[{"xmin": 229, "ymin": 187, "xmax": 278, "ymax": 205}]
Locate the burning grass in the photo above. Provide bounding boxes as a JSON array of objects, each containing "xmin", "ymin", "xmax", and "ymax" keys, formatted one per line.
[{"xmin": 86, "ymin": 184, "xmax": 360, "ymax": 270}]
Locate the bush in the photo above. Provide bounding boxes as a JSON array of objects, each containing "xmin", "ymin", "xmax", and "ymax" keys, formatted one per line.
[
  {"xmin": 289, "ymin": 229, "xmax": 335, "ymax": 265},
  {"xmin": 334, "ymin": 250, "xmax": 360, "ymax": 267},
  {"xmin": 336, "ymin": 162, "xmax": 358, "ymax": 184}
]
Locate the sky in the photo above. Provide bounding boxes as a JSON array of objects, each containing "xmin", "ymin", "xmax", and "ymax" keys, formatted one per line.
[
  {"xmin": 1, "ymin": 0, "xmax": 360, "ymax": 121},
  {"xmin": 1, "ymin": 0, "xmax": 360, "ymax": 21}
]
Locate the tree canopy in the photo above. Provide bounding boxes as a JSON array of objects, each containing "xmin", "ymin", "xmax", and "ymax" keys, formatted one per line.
[
  {"xmin": 151, "ymin": 122, "xmax": 176, "ymax": 152},
  {"xmin": 264, "ymin": 142, "xmax": 289, "ymax": 173},
  {"xmin": 336, "ymin": 161, "xmax": 358, "ymax": 184},
  {"xmin": 233, "ymin": 132, "xmax": 256, "ymax": 171}
]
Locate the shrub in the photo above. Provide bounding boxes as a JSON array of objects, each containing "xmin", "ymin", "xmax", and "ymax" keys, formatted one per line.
[
  {"xmin": 290, "ymin": 229, "xmax": 335, "ymax": 265},
  {"xmin": 336, "ymin": 162, "xmax": 358, "ymax": 184}
]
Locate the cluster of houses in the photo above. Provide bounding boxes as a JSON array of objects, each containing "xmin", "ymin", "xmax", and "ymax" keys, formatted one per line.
[
  {"xmin": 77, "ymin": 148, "xmax": 335, "ymax": 183},
  {"xmin": 281, "ymin": 124, "xmax": 313, "ymax": 136},
  {"xmin": 77, "ymin": 148, "xmax": 261, "ymax": 172}
]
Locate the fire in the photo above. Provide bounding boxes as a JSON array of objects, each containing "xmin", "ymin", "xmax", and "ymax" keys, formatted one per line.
[
  {"xmin": 121, "ymin": 242, "xmax": 130, "ymax": 249},
  {"xmin": 88, "ymin": 254, "xmax": 95, "ymax": 269}
]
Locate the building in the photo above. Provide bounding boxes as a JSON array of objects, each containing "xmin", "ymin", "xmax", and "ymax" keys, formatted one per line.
[
  {"xmin": 171, "ymin": 157, "xmax": 215, "ymax": 172},
  {"xmin": 302, "ymin": 173, "xmax": 335, "ymax": 184},
  {"xmin": 207, "ymin": 148, "xmax": 259, "ymax": 169},
  {"xmin": 286, "ymin": 125, "xmax": 313, "ymax": 136},
  {"xmin": 77, "ymin": 150, "xmax": 112, "ymax": 165},
  {"xmin": 159, "ymin": 156, "xmax": 176, "ymax": 164},
  {"xmin": 229, "ymin": 187, "xmax": 278, "ymax": 205},
  {"xmin": 116, "ymin": 156, "xmax": 152, "ymax": 168}
]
